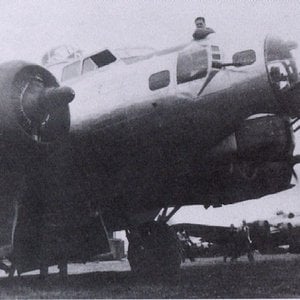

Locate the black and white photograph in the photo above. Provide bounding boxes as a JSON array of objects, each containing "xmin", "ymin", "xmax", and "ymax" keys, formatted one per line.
[{"xmin": 0, "ymin": 0, "xmax": 299, "ymax": 298}]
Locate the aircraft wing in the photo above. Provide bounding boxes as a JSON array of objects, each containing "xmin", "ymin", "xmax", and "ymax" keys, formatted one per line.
[
  {"xmin": 174, "ymin": 221, "xmax": 300, "ymax": 255},
  {"xmin": 172, "ymin": 223, "xmax": 233, "ymax": 244}
]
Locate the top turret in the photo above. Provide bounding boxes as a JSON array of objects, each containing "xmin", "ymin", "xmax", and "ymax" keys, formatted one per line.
[{"xmin": 41, "ymin": 45, "xmax": 83, "ymax": 67}]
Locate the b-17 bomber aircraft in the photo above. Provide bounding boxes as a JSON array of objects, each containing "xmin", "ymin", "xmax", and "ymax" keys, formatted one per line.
[
  {"xmin": 253, "ymin": 210, "xmax": 300, "ymax": 253},
  {"xmin": 173, "ymin": 210, "xmax": 300, "ymax": 260},
  {"xmin": 0, "ymin": 31, "xmax": 299, "ymax": 278}
]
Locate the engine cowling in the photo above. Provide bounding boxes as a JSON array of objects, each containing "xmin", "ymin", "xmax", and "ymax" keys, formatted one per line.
[
  {"xmin": 236, "ymin": 114, "xmax": 294, "ymax": 161},
  {"xmin": 0, "ymin": 61, "xmax": 74, "ymax": 148}
]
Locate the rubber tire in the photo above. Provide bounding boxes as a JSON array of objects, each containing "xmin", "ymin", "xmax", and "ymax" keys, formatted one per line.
[{"xmin": 127, "ymin": 222, "xmax": 181, "ymax": 279}]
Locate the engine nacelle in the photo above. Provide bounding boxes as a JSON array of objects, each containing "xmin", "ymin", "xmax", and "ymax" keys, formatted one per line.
[
  {"xmin": 236, "ymin": 114, "xmax": 294, "ymax": 160},
  {"xmin": 208, "ymin": 114, "xmax": 294, "ymax": 161}
]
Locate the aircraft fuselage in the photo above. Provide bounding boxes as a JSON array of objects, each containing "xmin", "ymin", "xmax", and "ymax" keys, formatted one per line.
[
  {"xmin": 0, "ymin": 33, "xmax": 298, "ymax": 274},
  {"xmin": 46, "ymin": 36, "xmax": 297, "ymax": 230}
]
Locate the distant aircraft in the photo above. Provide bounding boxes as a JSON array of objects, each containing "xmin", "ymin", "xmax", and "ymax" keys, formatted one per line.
[
  {"xmin": 252, "ymin": 210, "xmax": 300, "ymax": 253},
  {"xmin": 172, "ymin": 211, "xmax": 300, "ymax": 260},
  {"xmin": 0, "ymin": 32, "xmax": 299, "ymax": 278},
  {"xmin": 172, "ymin": 223, "xmax": 254, "ymax": 261}
]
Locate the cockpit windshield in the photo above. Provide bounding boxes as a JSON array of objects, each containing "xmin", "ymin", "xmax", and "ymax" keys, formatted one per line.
[
  {"xmin": 61, "ymin": 60, "xmax": 81, "ymax": 82},
  {"xmin": 82, "ymin": 50, "xmax": 117, "ymax": 74},
  {"xmin": 61, "ymin": 49, "xmax": 117, "ymax": 82}
]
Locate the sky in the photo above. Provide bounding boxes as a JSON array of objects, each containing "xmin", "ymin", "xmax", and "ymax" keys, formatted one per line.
[
  {"xmin": 1, "ymin": 0, "xmax": 300, "ymax": 62},
  {"xmin": 1, "ymin": 0, "xmax": 300, "ymax": 226}
]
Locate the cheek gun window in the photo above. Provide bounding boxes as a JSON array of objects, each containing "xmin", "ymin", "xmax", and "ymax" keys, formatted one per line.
[
  {"xmin": 177, "ymin": 49, "xmax": 208, "ymax": 84},
  {"xmin": 149, "ymin": 70, "xmax": 170, "ymax": 91}
]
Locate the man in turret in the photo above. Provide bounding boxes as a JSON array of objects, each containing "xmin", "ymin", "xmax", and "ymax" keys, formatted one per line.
[{"xmin": 192, "ymin": 17, "xmax": 215, "ymax": 40}]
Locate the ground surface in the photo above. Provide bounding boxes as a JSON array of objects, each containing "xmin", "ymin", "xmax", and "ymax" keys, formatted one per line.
[{"xmin": 0, "ymin": 253, "xmax": 299, "ymax": 299}]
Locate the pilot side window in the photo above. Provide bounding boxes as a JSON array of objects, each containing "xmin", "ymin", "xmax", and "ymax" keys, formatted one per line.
[
  {"xmin": 177, "ymin": 48, "xmax": 208, "ymax": 84},
  {"xmin": 149, "ymin": 70, "xmax": 170, "ymax": 91},
  {"xmin": 82, "ymin": 50, "xmax": 117, "ymax": 74},
  {"xmin": 61, "ymin": 61, "xmax": 81, "ymax": 82}
]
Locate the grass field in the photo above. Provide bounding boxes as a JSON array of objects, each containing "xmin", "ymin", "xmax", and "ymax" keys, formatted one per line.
[{"xmin": 0, "ymin": 253, "xmax": 299, "ymax": 299}]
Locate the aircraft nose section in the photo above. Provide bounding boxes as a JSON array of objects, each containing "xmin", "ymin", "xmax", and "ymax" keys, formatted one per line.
[
  {"xmin": 265, "ymin": 35, "xmax": 300, "ymax": 117},
  {"xmin": 282, "ymin": 81, "xmax": 300, "ymax": 117},
  {"xmin": 42, "ymin": 86, "xmax": 75, "ymax": 111}
]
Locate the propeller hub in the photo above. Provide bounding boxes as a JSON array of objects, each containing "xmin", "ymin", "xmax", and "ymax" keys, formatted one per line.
[
  {"xmin": 42, "ymin": 86, "xmax": 75, "ymax": 111},
  {"xmin": 18, "ymin": 72, "xmax": 74, "ymax": 143}
]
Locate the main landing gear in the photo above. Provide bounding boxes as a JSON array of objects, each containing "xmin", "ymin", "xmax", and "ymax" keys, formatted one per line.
[{"xmin": 126, "ymin": 221, "xmax": 181, "ymax": 279}]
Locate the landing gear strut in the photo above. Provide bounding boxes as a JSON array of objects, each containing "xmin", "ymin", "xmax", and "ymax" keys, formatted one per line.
[{"xmin": 126, "ymin": 221, "xmax": 181, "ymax": 278}]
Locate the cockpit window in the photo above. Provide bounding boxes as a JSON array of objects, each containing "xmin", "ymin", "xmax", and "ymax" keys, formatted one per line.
[
  {"xmin": 177, "ymin": 48, "xmax": 208, "ymax": 84},
  {"xmin": 61, "ymin": 61, "xmax": 81, "ymax": 82},
  {"xmin": 82, "ymin": 50, "xmax": 117, "ymax": 74}
]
